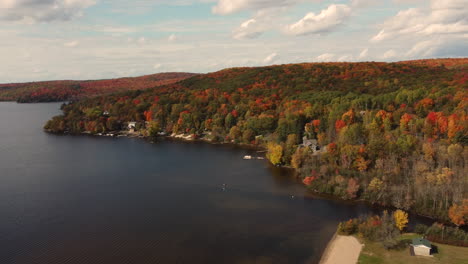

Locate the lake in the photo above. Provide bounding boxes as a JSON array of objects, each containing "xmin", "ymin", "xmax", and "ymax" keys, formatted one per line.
[{"xmin": 0, "ymin": 102, "xmax": 426, "ymax": 264}]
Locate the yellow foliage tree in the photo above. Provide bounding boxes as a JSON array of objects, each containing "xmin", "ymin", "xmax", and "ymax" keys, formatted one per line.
[
  {"xmin": 266, "ymin": 142, "xmax": 283, "ymax": 165},
  {"xmin": 368, "ymin": 177, "xmax": 384, "ymax": 192},
  {"xmin": 393, "ymin": 209, "xmax": 409, "ymax": 231},
  {"xmin": 291, "ymin": 147, "xmax": 307, "ymax": 169}
]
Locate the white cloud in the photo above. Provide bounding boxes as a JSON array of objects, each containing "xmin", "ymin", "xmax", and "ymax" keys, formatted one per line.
[
  {"xmin": 382, "ymin": 49, "xmax": 397, "ymax": 59},
  {"xmin": 212, "ymin": 0, "xmax": 299, "ymax": 15},
  {"xmin": 392, "ymin": 0, "xmax": 424, "ymax": 4},
  {"xmin": 358, "ymin": 48, "xmax": 369, "ymax": 59},
  {"xmin": 315, "ymin": 53, "xmax": 335, "ymax": 62},
  {"xmin": 263, "ymin": 52, "xmax": 278, "ymax": 64},
  {"xmin": 284, "ymin": 4, "xmax": 352, "ymax": 36},
  {"xmin": 93, "ymin": 25, "xmax": 137, "ymax": 35},
  {"xmin": 404, "ymin": 37, "xmax": 468, "ymax": 58},
  {"xmin": 138, "ymin": 37, "xmax": 147, "ymax": 44},
  {"xmin": 233, "ymin": 18, "xmax": 265, "ymax": 39},
  {"xmin": 64, "ymin": 41, "xmax": 79, "ymax": 47},
  {"xmin": 231, "ymin": 5, "xmax": 291, "ymax": 39},
  {"xmin": 0, "ymin": 0, "xmax": 96, "ymax": 22},
  {"xmin": 337, "ymin": 54, "xmax": 353, "ymax": 61},
  {"xmin": 371, "ymin": 8, "xmax": 424, "ymax": 42},
  {"xmin": 369, "ymin": 0, "xmax": 468, "ymax": 60},
  {"xmin": 168, "ymin": 34, "xmax": 178, "ymax": 42},
  {"xmin": 405, "ymin": 40, "xmax": 438, "ymax": 58},
  {"xmin": 371, "ymin": 0, "xmax": 468, "ymax": 42}
]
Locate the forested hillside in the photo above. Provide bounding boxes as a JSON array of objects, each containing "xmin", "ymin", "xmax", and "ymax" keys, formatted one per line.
[
  {"xmin": 0, "ymin": 72, "xmax": 197, "ymax": 103},
  {"xmin": 45, "ymin": 59, "xmax": 468, "ymax": 224}
]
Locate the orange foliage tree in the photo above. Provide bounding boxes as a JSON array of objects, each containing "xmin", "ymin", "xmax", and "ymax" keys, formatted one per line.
[{"xmin": 448, "ymin": 199, "xmax": 468, "ymax": 227}]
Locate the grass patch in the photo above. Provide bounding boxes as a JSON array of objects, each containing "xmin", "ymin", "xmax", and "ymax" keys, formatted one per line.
[
  {"xmin": 358, "ymin": 233, "xmax": 468, "ymax": 264},
  {"xmin": 358, "ymin": 254, "xmax": 383, "ymax": 264}
]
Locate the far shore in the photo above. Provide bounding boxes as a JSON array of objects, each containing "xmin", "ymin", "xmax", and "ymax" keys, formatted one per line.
[{"xmin": 319, "ymin": 233, "xmax": 363, "ymax": 264}]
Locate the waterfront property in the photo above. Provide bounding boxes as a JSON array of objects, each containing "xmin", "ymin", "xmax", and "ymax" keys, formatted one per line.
[{"xmin": 128, "ymin": 122, "xmax": 137, "ymax": 132}]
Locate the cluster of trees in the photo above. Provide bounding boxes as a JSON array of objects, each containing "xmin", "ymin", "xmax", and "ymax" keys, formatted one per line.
[
  {"xmin": 337, "ymin": 210, "xmax": 408, "ymax": 249},
  {"xmin": 44, "ymin": 60, "xmax": 467, "ymax": 223},
  {"xmin": 0, "ymin": 72, "xmax": 197, "ymax": 102}
]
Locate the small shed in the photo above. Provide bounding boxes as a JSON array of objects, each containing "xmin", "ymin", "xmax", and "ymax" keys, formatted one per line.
[{"xmin": 411, "ymin": 238, "xmax": 432, "ymax": 256}]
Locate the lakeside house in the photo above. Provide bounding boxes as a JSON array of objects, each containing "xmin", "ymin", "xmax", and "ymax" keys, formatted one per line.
[
  {"xmin": 128, "ymin": 122, "xmax": 137, "ymax": 133},
  {"xmin": 301, "ymin": 136, "xmax": 328, "ymax": 154},
  {"xmin": 411, "ymin": 237, "xmax": 432, "ymax": 256},
  {"xmin": 302, "ymin": 137, "xmax": 320, "ymax": 152}
]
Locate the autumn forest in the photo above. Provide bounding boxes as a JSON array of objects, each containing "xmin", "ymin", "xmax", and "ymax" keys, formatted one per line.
[{"xmin": 39, "ymin": 59, "xmax": 468, "ymax": 226}]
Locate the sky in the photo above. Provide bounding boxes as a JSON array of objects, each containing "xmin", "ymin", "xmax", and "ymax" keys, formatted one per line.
[{"xmin": 1, "ymin": 0, "xmax": 468, "ymax": 83}]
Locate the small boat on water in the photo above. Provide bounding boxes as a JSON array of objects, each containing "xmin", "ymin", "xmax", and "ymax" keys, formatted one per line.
[{"xmin": 244, "ymin": 155, "xmax": 265, "ymax": 160}]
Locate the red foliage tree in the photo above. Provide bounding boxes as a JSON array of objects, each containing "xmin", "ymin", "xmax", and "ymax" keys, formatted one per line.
[
  {"xmin": 312, "ymin": 119, "xmax": 321, "ymax": 132},
  {"xmin": 335, "ymin": 120, "xmax": 346, "ymax": 133},
  {"xmin": 426, "ymin": 111, "xmax": 438, "ymax": 125}
]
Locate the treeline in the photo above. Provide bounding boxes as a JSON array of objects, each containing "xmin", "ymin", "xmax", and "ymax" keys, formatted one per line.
[
  {"xmin": 0, "ymin": 72, "xmax": 197, "ymax": 103},
  {"xmin": 44, "ymin": 60, "xmax": 468, "ymax": 224},
  {"xmin": 339, "ymin": 211, "xmax": 468, "ymax": 247},
  {"xmin": 414, "ymin": 223, "xmax": 468, "ymax": 247}
]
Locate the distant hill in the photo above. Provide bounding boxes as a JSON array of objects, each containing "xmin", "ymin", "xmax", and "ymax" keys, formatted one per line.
[
  {"xmin": 397, "ymin": 58, "xmax": 468, "ymax": 69},
  {"xmin": 3, "ymin": 58, "xmax": 467, "ymax": 103},
  {"xmin": 0, "ymin": 72, "xmax": 198, "ymax": 103}
]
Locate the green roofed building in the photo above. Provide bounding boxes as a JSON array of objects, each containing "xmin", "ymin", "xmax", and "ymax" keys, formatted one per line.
[{"xmin": 411, "ymin": 238, "xmax": 432, "ymax": 256}]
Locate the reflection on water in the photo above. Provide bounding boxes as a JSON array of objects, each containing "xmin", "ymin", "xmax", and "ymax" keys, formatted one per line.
[{"xmin": 0, "ymin": 102, "xmax": 430, "ymax": 264}]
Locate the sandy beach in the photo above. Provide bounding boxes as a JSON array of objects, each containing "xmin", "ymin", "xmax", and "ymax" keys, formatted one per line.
[{"xmin": 319, "ymin": 234, "xmax": 363, "ymax": 264}]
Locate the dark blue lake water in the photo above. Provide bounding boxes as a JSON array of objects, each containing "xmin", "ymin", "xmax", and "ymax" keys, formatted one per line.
[{"xmin": 0, "ymin": 102, "xmax": 425, "ymax": 264}]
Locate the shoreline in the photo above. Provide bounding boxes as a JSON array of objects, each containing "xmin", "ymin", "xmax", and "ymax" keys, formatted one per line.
[{"xmin": 319, "ymin": 234, "xmax": 363, "ymax": 264}]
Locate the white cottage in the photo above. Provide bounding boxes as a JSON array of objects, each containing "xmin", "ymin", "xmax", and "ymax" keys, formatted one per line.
[
  {"xmin": 128, "ymin": 122, "xmax": 137, "ymax": 133},
  {"xmin": 412, "ymin": 238, "xmax": 432, "ymax": 256}
]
